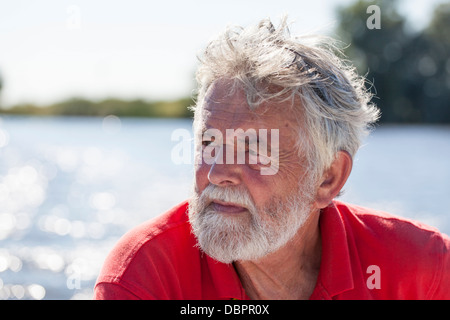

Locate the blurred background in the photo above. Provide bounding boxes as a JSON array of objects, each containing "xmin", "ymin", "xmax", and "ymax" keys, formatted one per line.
[{"xmin": 0, "ymin": 0, "xmax": 449, "ymax": 299}]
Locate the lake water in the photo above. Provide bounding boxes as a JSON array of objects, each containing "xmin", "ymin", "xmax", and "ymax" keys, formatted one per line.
[{"xmin": 0, "ymin": 116, "xmax": 449, "ymax": 300}]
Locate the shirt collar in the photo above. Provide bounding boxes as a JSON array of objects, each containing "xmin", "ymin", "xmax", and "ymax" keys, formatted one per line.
[
  {"xmin": 311, "ymin": 200, "xmax": 354, "ymax": 299},
  {"xmin": 203, "ymin": 254, "xmax": 250, "ymax": 300}
]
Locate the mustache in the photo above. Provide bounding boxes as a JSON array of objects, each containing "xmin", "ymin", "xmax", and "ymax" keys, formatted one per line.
[{"xmin": 197, "ymin": 184, "xmax": 256, "ymax": 211}]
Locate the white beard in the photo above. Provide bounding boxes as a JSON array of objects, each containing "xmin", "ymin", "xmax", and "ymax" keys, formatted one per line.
[{"xmin": 188, "ymin": 183, "xmax": 314, "ymax": 264}]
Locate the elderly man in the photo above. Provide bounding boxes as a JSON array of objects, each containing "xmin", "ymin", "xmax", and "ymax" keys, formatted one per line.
[{"xmin": 94, "ymin": 18, "xmax": 449, "ymax": 300}]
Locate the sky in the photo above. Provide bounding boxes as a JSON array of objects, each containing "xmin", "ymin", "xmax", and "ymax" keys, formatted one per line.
[{"xmin": 0, "ymin": 0, "xmax": 446, "ymax": 107}]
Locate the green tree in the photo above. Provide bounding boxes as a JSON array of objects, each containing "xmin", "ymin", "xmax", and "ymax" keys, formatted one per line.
[
  {"xmin": 336, "ymin": 0, "xmax": 416, "ymax": 122},
  {"xmin": 418, "ymin": 2, "xmax": 450, "ymax": 122},
  {"xmin": 335, "ymin": 0, "xmax": 450, "ymax": 123}
]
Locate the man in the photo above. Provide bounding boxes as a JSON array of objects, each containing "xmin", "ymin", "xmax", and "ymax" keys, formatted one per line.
[{"xmin": 94, "ymin": 18, "xmax": 450, "ymax": 299}]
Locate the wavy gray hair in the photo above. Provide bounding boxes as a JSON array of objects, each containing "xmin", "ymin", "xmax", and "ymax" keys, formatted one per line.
[{"xmin": 193, "ymin": 17, "xmax": 380, "ymax": 181}]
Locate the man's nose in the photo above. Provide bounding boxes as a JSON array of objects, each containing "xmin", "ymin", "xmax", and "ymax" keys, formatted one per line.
[{"xmin": 207, "ymin": 146, "xmax": 242, "ymax": 187}]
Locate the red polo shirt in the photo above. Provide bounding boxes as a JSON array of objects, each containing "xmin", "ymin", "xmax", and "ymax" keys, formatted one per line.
[{"xmin": 94, "ymin": 200, "xmax": 450, "ymax": 299}]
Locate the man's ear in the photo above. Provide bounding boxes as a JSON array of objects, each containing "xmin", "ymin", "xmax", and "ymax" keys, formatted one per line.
[{"xmin": 314, "ymin": 151, "xmax": 353, "ymax": 209}]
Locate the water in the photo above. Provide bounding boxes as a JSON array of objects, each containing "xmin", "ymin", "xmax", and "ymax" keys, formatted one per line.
[
  {"xmin": 341, "ymin": 125, "xmax": 450, "ymax": 233},
  {"xmin": 0, "ymin": 116, "xmax": 194, "ymax": 300},
  {"xmin": 0, "ymin": 116, "xmax": 448, "ymax": 299}
]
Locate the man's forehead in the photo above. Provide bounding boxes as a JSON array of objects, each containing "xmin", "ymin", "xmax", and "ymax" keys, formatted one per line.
[
  {"xmin": 201, "ymin": 102, "xmax": 261, "ymax": 127},
  {"xmin": 202, "ymin": 85, "xmax": 255, "ymax": 117},
  {"xmin": 200, "ymin": 84, "xmax": 295, "ymax": 131}
]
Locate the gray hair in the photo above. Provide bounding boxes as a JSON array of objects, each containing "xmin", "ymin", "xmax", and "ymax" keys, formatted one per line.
[{"xmin": 193, "ymin": 17, "xmax": 380, "ymax": 181}]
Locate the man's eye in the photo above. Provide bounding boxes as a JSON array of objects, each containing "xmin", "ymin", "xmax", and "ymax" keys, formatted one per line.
[{"xmin": 202, "ymin": 138, "xmax": 218, "ymax": 146}]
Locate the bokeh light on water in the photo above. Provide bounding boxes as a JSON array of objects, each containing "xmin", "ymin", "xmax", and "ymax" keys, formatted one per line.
[{"xmin": 0, "ymin": 115, "xmax": 193, "ymax": 299}]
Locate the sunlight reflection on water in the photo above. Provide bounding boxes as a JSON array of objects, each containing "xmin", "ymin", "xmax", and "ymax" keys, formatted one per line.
[{"xmin": 0, "ymin": 116, "xmax": 193, "ymax": 299}]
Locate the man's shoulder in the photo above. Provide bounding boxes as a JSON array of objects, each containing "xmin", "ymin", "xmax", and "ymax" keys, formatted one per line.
[
  {"xmin": 332, "ymin": 200, "xmax": 446, "ymax": 243},
  {"xmin": 117, "ymin": 200, "xmax": 191, "ymax": 252},
  {"xmin": 108, "ymin": 200, "xmax": 191, "ymax": 263},
  {"xmin": 94, "ymin": 201, "xmax": 198, "ymax": 299},
  {"xmin": 331, "ymin": 200, "xmax": 449, "ymax": 298}
]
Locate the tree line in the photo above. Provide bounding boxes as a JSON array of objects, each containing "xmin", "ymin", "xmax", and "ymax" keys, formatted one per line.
[
  {"xmin": 0, "ymin": 97, "xmax": 194, "ymax": 118},
  {"xmin": 336, "ymin": 0, "xmax": 450, "ymax": 123}
]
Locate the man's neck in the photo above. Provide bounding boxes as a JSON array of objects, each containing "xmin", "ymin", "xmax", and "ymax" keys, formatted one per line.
[{"xmin": 233, "ymin": 210, "xmax": 322, "ymax": 300}]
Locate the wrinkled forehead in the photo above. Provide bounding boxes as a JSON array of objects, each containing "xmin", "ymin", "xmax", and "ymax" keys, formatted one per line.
[{"xmin": 194, "ymin": 79, "xmax": 299, "ymax": 136}]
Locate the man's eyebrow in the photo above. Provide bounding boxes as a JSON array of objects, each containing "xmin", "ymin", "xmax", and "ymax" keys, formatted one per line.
[
  {"xmin": 201, "ymin": 125, "xmax": 217, "ymax": 135},
  {"xmin": 202, "ymin": 129, "xmax": 215, "ymax": 139},
  {"xmin": 200, "ymin": 126, "xmax": 274, "ymax": 146}
]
